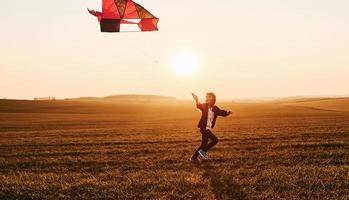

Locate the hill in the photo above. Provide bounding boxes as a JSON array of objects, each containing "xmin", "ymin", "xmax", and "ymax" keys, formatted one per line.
[
  {"xmin": 1, "ymin": 96, "xmax": 348, "ymax": 114},
  {"xmin": 278, "ymin": 97, "xmax": 349, "ymax": 112},
  {"xmin": 0, "ymin": 95, "xmax": 177, "ymax": 114},
  {"xmin": 65, "ymin": 94, "xmax": 176, "ymax": 103}
]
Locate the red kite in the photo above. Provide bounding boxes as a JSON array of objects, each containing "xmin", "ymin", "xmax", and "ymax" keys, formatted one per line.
[{"xmin": 88, "ymin": 0, "xmax": 159, "ymax": 32}]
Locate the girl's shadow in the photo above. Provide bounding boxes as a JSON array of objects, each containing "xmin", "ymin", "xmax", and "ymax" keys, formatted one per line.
[{"xmin": 201, "ymin": 161, "xmax": 246, "ymax": 200}]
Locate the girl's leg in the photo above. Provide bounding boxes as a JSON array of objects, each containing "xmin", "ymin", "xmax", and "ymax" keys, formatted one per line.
[
  {"xmin": 192, "ymin": 129, "xmax": 209, "ymax": 158},
  {"xmin": 202, "ymin": 129, "xmax": 218, "ymax": 151}
]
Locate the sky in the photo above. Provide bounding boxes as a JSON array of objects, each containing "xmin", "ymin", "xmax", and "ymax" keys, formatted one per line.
[{"xmin": 1, "ymin": 0, "xmax": 349, "ymax": 100}]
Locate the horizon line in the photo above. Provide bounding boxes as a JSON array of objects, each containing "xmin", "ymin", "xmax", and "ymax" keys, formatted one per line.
[{"xmin": 1, "ymin": 93, "xmax": 348, "ymax": 102}]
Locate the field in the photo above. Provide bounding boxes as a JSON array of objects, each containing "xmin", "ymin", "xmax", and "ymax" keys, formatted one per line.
[{"xmin": 0, "ymin": 98, "xmax": 349, "ymax": 199}]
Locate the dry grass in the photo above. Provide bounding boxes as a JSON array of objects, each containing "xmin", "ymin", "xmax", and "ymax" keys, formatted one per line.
[{"xmin": 0, "ymin": 99, "xmax": 349, "ymax": 199}]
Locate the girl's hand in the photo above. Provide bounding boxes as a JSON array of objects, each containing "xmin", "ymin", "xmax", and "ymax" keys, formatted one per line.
[{"xmin": 191, "ymin": 92, "xmax": 199, "ymax": 102}]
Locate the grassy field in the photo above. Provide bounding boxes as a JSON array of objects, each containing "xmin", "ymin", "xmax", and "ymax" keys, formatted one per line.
[{"xmin": 0, "ymin": 98, "xmax": 349, "ymax": 199}]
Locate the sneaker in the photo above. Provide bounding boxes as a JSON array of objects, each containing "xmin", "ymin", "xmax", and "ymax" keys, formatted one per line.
[
  {"xmin": 190, "ymin": 157, "xmax": 200, "ymax": 164},
  {"xmin": 198, "ymin": 150, "xmax": 208, "ymax": 160}
]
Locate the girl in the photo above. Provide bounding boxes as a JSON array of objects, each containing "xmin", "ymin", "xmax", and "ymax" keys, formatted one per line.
[{"xmin": 191, "ymin": 92, "xmax": 232, "ymax": 164}]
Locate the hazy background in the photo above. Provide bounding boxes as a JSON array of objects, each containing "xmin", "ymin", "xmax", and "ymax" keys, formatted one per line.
[{"xmin": 1, "ymin": 0, "xmax": 349, "ymax": 100}]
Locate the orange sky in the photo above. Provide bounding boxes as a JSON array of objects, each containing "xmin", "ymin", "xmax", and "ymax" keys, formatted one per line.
[{"xmin": 1, "ymin": 0, "xmax": 349, "ymax": 100}]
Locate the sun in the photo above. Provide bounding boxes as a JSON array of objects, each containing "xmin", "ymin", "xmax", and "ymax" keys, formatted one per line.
[{"xmin": 171, "ymin": 51, "xmax": 199, "ymax": 77}]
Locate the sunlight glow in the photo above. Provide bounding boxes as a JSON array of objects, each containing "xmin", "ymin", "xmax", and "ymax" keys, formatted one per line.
[{"xmin": 171, "ymin": 51, "xmax": 199, "ymax": 77}]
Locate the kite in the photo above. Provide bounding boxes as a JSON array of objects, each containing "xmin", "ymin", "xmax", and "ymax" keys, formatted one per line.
[{"xmin": 88, "ymin": 0, "xmax": 159, "ymax": 32}]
